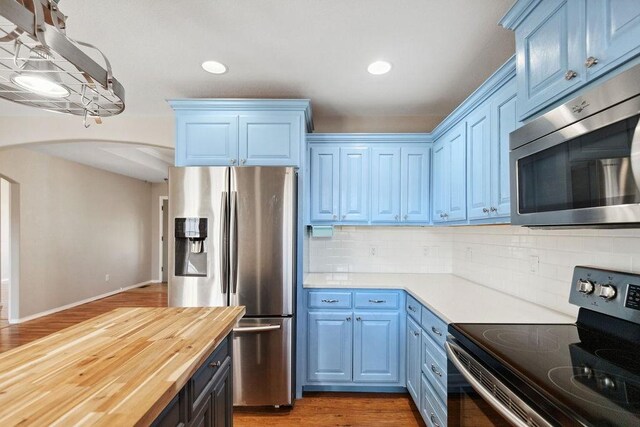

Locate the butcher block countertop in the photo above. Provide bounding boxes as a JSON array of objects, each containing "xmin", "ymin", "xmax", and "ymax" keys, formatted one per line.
[{"xmin": 0, "ymin": 306, "xmax": 245, "ymax": 427}]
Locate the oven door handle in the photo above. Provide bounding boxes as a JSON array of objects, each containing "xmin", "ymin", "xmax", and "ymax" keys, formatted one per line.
[
  {"xmin": 445, "ymin": 341, "xmax": 553, "ymax": 427},
  {"xmin": 631, "ymin": 118, "xmax": 640, "ymax": 192}
]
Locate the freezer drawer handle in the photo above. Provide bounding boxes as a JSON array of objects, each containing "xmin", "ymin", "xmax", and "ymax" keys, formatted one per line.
[
  {"xmin": 233, "ymin": 324, "xmax": 282, "ymax": 333},
  {"xmin": 369, "ymin": 299, "xmax": 386, "ymax": 303},
  {"xmin": 321, "ymin": 299, "xmax": 339, "ymax": 303}
]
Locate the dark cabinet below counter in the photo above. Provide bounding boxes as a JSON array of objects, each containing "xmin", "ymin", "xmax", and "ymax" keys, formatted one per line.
[{"xmin": 154, "ymin": 336, "xmax": 233, "ymax": 427}]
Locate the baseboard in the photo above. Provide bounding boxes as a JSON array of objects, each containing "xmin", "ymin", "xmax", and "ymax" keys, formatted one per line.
[{"xmin": 11, "ymin": 280, "xmax": 157, "ymax": 324}]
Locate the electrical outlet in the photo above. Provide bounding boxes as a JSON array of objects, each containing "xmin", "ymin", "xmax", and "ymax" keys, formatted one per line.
[
  {"xmin": 369, "ymin": 246, "xmax": 377, "ymax": 256},
  {"xmin": 465, "ymin": 247, "xmax": 473, "ymax": 262},
  {"xmin": 423, "ymin": 246, "xmax": 429, "ymax": 257},
  {"xmin": 105, "ymin": 274, "xmax": 110, "ymax": 282},
  {"xmin": 529, "ymin": 255, "xmax": 539, "ymax": 274}
]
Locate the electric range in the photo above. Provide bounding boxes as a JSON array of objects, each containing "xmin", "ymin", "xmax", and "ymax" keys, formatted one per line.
[{"xmin": 446, "ymin": 266, "xmax": 640, "ymax": 427}]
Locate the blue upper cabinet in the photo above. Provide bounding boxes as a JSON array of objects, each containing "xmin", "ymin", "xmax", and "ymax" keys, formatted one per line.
[
  {"xmin": 585, "ymin": 0, "xmax": 640, "ymax": 80},
  {"xmin": 433, "ymin": 123, "xmax": 467, "ymax": 223},
  {"xmin": 502, "ymin": 0, "xmax": 640, "ymax": 120},
  {"xmin": 401, "ymin": 147, "xmax": 430, "ymax": 223},
  {"xmin": 169, "ymin": 99, "xmax": 312, "ymax": 167},
  {"xmin": 340, "ymin": 148, "xmax": 370, "ymax": 222},
  {"xmin": 310, "ymin": 146, "xmax": 340, "ymax": 222},
  {"xmin": 239, "ymin": 113, "xmax": 301, "ymax": 166},
  {"xmin": 371, "ymin": 147, "xmax": 401, "ymax": 223},
  {"xmin": 514, "ymin": 0, "xmax": 586, "ymax": 119},
  {"xmin": 175, "ymin": 114, "xmax": 239, "ymax": 166},
  {"xmin": 466, "ymin": 104, "xmax": 492, "ymax": 220}
]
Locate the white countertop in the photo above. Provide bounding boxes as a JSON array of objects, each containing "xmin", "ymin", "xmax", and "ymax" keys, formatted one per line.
[{"xmin": 304, "ymin": 273, "xmax": 575, "ymax": 324}]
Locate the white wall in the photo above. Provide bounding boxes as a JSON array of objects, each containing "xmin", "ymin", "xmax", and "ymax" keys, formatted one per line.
[
  {"xmin": 307, "ymin": 225, "xmax": 640, "ymax": 317},
  {"xmin": 0, "ymin": 147, "xmax": 153, "ymax": 319},
  {"xmin": 0, "ymin": 179, "xmax": 9, "ymax": 319},
  {"xmin": 150, "ymin": 182, "xmax": 168, "ymax": 282}
]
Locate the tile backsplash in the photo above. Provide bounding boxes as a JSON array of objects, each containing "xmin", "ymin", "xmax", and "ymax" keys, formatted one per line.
[{"xmin": 308, "ymin": 224, "xmax": 640, "ymax": 316}]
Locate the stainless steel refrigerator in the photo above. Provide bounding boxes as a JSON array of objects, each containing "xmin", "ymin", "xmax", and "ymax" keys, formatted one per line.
[{"xmin": 168, "ymin": 166, "xmax": 296, "ymax": 407}]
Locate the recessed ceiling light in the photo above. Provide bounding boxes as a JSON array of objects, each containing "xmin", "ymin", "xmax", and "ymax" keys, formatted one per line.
[
  {"xmin": 367, "ymin": 60, "xmax": 392, "ymax": 75},
  {"xmin": 202, "ymin": 60, "xmax": 228, "ymax": 74}
]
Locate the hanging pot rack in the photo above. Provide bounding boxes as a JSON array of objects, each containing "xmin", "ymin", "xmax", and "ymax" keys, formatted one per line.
[{"xmin": 0, "ymin": 0, "xmax": 125, "ymax": 125}]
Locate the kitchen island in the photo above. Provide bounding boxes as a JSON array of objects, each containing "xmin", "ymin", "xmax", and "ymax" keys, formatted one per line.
[{"xmin": 0, "ymin": 306, "xmax": 245, "ymax": 426}]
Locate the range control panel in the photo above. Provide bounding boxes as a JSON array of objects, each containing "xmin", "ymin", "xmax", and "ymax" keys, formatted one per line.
[{"xmin": 569, "ymin": 266, "xmax": 640, "ymax": 325}]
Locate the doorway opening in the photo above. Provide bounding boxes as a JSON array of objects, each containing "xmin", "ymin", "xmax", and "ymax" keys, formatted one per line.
[
  {"xmin": 159, "ymin": 196, "xmax": 168, "ymax": 283},
  {"xmin": 0, "ymin": 176, "xmax": 19, "ymax": 324}
]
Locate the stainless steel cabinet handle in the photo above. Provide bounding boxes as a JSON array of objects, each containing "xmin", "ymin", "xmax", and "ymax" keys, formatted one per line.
[
  {"xmin": 431, "ymin": 326, "xmax": 442, "ymax": 336},
  {"xmin": 431, "ymin": 364, "xmax": 442, "ymax": 377},
  {"xmin": 233, "ymin": 324, "xmax": 281, "ymax": 333},
  {"xmin": 408, "ymin": 305, "xmax": 417, "ymax": 312},
  {"xmin": 369, "ymin": 299, "xmax": 386, "ymax": 304},
  {"xmin": 230, "ymin": 191, "xmax": 239, "ymax": 294},
  {"xmin": 356, "ymin": 317, "xmax": 362, "ymax": 321},
  {"xmin": 321, "ymin": 299, "xmax": 339, "ymax": 303},
  {"xmin": 585, "ymin": 56, "xmax": 598, "ymax": 68},
  {"xmin": 430, "ymin": 412, "xmax": 440, "ymax": 427},
  {"xmin": 565, "ymin": 70, "xmax": 578, "ymax": 80},
  {"xmin": 346, "ymin": 316, "xmax": 352, "ymax": 322},
  {"xmin": 209, "ymin": 360, "xmax": 222, "ymax": 368}
]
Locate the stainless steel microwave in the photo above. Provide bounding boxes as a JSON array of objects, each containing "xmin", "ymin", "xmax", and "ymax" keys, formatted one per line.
[{"xmin": 510, "ymin": 63, "xmax": 640, "ymax": 227}]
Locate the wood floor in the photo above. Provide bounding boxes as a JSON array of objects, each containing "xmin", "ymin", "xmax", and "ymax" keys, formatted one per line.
[{"xmin": 0, "ymin": 284, "xmax": 424, "ymax": 426}]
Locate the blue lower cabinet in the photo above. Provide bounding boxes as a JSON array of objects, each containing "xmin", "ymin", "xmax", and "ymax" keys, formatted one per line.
[
  {"xmin": 421, "ymin": 374, "xmax": 447, "ymax": 427},
  {"xmin": 353, "ymin": 312, "xmax": 400, "ymax": 383},
  {"xmin": 307, "ymin": 311, "xmax": 353, "ymax": 382},
  {"xmin": 406, "ymin": 316, "xmax": 422, "ymax": 406}
]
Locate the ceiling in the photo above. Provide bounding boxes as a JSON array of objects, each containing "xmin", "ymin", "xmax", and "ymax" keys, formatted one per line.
[
  {"xmin": 0, "ymin": 0, "xmax": 516, "ymax": 131},
  {"xmin": 28, "ymin": 142, "xmax": 174, "ymax": 183}
]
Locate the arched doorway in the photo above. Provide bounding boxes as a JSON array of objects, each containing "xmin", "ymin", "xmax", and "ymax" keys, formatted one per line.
[{"xmin": 0, "ymin": 175, "xmax": 19, "ymax": 325}]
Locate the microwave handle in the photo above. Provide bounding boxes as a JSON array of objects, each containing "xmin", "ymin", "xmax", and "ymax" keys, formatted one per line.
[{"xmin": 445, "ymin": 341, "xmax": 553, "ymax": 427}]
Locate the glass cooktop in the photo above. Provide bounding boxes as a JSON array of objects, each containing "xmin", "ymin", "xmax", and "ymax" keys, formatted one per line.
[{"xmin": 450, "ymin": 322, "xmax": 640, "ymax": 427}]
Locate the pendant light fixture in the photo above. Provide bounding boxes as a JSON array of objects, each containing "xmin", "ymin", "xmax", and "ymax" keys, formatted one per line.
[{"xmin": 0, "ymin": 0, "xmax": 125, "ymax": 125}]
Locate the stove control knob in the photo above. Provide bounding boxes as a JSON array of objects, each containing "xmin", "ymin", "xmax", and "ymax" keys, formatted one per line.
[
  {"xmin": 598, "ymin": 284, "xmax": 616, "ymax": 300},
  {"xmin": 598, "ymin": 375, "xmax": 616, "ymax": 390},
  {"xmin": 576, "ymin": 279, "xmax": 594, "ymax": 294}
]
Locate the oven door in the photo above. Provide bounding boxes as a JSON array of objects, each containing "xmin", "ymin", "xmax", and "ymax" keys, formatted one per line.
[
  {"xmin": 510, "ymin": 94, "xmax": 640, "ymax": 227},
  {"xmin": 446, "ymin": 338, "xmax": 553, "ymax": 427}
]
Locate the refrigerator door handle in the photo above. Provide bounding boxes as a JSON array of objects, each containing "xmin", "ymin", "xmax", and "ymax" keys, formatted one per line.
[
  {"xmin": 220, "ymin": 191, "xmax": 229, "ymax": 294},
  {"xmin": 233, "ymin": 324, "xmax": 282, "ymax": 333},
  {"xmin": 230, "ymin": 191, "xmax": 239, "ymax": 294}
]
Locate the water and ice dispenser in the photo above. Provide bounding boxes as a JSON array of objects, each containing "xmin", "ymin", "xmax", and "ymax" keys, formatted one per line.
[{"xmin": 174, "ymin": 218, "xmax": 208, "ymax": 277}]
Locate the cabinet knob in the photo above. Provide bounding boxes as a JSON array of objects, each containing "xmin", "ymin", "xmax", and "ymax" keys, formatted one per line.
[
  {"xmin": 585, "ymin": 56, "xmax": 599, "ymax": 68},
  {"xmin": 332, "ymin": 215, "xmax": 337, "ymax": 220},
  {"xmin": 230, "ymin": 159, "xmax": 237, "ymax": 165},
  {"xmin": 413, "ymin": 331, "xmax": 420, "ymax": 337},
  {"xmin": 443, "ymin": 213, "xmax": 449, "ymax": 219},
  {"xmin": 490, "ymin": 207, "xmax": 497, "ymax": 213},
  {"xmin": 240, "ymin": 159, "xmax": 247, "ymax": 165},
  {"xmin": 482, "ymin": 207, "xmax": 489, "ymax": 214},
  {"xmin": 439, "ymin": 213, "xmax": 444, "ymax": 218},
  {"xmin": 346, "ymin": 316, "xmax": 351, "ymax": 322},
  {"xmin": 356, "ymin": 317, "xmax": 362, "ymax": 321},
  {"xmin": 342, "ymin": 215, "xmax": 346, "ymax": 220},
  {"xmin": 565, "ymin": 70, "xmax": 578, "ymax": 80},
  {"xmin": 403, "ymin": 215, "xmax": 408, "ymax": 220},
  {"xmin": 395, "ymin": 215, "xmax": 399, "ymax": 221}
]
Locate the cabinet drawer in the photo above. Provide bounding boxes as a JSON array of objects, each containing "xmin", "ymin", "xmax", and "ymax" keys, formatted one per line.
[
  {"xmin": 421, "ymin": 331, "xmax": 447, "ymax": 405},
  {"xmin": 421, "ymin": 374, "xmax": 446, "ymax": 427},
  {"xmin": 421, "ymin": 307, "xmax": 447, "ymax": 348},
  {"xmin": 354, "ymin": 292, "xmax": 400, "ymax": 309},
  {"xmin": 189, "ymin": 337, "xmax": 229, "ymax": 415},
  {"xmin": 406, "ymin": 294, "xmax": 421, "ymax": 321},
  {"xmin": 307, "ymin": 291, "xmax": 352, "ymax": 309}
]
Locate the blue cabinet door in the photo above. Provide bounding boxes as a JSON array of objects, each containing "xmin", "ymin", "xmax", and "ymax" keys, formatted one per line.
[
  {"xmin": 371, "ymin": 147, "xmax": 401, "ymax": 223},
  {"xmin": 406, "ymin": 316, "xmax": 422, "ymax": 406},
  {"xmin": 307, "ymin": 311, "xmax": 353, "ymax": 383},
  {"xmin": 515, "ymin": 0, "xmax": 586, "ymax": 118},
  {"xmin": 401, "ymin": 147, "xmax": 430, "ymax": 223},
  {"xmin": 339, "ymin": 148, "xmax": 370, "ymax": 222},
  {"xmin": 353, "ymin": 311, "xmax": 400, "ymax": 383},
  {"xmin": 431, "ymin": 140, "xmax": 448, "ymax": 223},
  {"xmin": 176, "ymin": 114, "xmax": 238, "ymax": 166},
  {"xmin": 466, "ymin": 105, "xmax": 492, "ymax": 220},
  {"xmin": 238, "ymin": 113, "xmax": 301, "ymax": 166},
  {"xmin": 586, "ymin": 0, "xmax": 640, "ymax": 80},
  {"xmin": 310, "ymin": 146, "xmax": 339, "ymax": 222},
  {"xmin": 448, "ymin": 123, "xmax": 467, "ymax": 222},
  {"xmin": 491, "ymin": 78, "xmax": 518, "ymax": 218}
]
